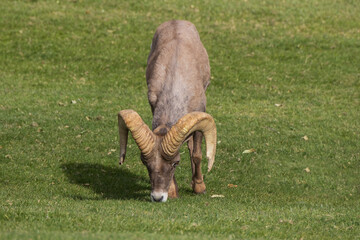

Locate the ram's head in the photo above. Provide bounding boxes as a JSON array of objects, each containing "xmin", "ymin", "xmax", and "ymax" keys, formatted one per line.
[{"xmin": 118, "ymin": 110, "xmax": 216, "ymax": 202}]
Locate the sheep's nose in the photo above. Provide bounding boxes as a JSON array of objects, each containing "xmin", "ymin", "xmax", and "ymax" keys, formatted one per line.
[
  {"xmin": 151, "ymin": 191, "xmax": 168, "ymax": 202},
  {"xmin": 152, "ymin": 195, "xmax": 163, "ymax": 202}
]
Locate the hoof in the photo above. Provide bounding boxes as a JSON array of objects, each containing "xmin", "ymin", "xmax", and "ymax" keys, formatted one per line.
[
  {"xmin": 192, "ymin": 180, "xmax": 206, "ymax": 194},
  {"xmin": 168, "ymin": 189, "xmax": 179, "ymax": 199},
  {"xmin": 168, "ymin": 193, "xmax": 179, "ymax": 199}
]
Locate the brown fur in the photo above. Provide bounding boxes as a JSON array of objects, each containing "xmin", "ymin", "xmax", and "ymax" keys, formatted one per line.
[{"xmin": 144, "ymin": 20, "xmax": 211, "ymax": 200}]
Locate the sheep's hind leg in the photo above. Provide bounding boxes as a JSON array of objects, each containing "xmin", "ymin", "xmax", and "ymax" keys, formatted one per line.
[{"xmin": 189, "ymin": 131, "xmax": 206, "ymax": 194}]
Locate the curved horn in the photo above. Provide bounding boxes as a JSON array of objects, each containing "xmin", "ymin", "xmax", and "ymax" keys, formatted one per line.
[
  {"xmin": 161, "ymin": 112, "xmax": 217, "ymax": 172},
  {"xmin": 118, "ymin": 109, "xmax": 155, "ymax": 164}
]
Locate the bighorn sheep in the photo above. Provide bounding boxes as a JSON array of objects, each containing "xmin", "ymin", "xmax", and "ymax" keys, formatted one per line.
[{"xmin": 118, "ymin": 20, "xmax": 217, "ymax": 202}]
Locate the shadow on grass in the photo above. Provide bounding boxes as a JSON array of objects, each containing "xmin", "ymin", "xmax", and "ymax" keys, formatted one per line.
[{"xmin": 61, "ymin": 163, "xmax": 149, "ymax": 201}]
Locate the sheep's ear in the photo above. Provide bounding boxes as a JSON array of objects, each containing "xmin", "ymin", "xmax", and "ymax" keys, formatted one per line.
[{"xmin": 118, "ymin": 110, "xmax": 155, "ymax": 164}]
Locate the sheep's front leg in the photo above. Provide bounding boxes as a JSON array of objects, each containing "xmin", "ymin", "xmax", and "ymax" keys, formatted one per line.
[
  {"xmin": 168, "ymin": 175, "xmax": 179, "ymax": 198},
  {"xmin": 188, "ymin": 131, "xmax": 206, "ymax": 194}
]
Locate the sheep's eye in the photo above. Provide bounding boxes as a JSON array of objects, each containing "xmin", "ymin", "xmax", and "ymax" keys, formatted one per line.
[{"xmin": 172, "ymin": 161, "xmax": 179, "ymax": 168}]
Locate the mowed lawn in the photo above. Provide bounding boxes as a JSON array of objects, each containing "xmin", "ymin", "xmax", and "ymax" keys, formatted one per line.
[{"xmin": 1, "ymin": 0, "xmax": 359, "ymax": 239}]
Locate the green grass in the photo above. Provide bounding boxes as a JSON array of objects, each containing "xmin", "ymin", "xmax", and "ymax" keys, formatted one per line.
[{"xmin": 1, "ymin": 0, "xmax": 359, "ymax": 239}]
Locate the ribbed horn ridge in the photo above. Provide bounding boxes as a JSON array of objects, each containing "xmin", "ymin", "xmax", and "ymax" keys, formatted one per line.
[
  {"xmin": 161, "ymin": 112, "xmax": 217, "ymax": 172},
  {"xmin": 118, "ymin": 110, "xmax": 155, "ymax": 164}
]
